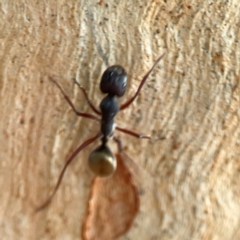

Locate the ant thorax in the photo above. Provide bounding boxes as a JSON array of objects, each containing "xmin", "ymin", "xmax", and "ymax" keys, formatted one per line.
[{"xmin": 100, "ymin": 94, "xmax": 119, "ymax": 138}]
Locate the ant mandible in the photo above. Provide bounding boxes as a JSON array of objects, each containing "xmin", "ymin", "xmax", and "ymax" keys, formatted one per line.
[{"xmin": 37, "ymin": 54, "xmax": 165, "ymax": 211}]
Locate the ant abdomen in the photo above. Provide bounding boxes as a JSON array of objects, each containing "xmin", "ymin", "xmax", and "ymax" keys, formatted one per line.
[{"xmin": 88, "ymin": 145, "xmax": 116, "ymax": 177}]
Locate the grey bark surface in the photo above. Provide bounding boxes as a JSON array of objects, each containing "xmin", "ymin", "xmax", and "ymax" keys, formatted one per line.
[{"xmin": 0, "ymin": 1, "xmax": 240, "ymax": 240}]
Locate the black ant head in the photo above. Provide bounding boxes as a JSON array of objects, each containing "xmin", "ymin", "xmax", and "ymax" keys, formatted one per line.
[{"xmin": 100, "ymin": 65, "xmax": 127, "ymax": 97}]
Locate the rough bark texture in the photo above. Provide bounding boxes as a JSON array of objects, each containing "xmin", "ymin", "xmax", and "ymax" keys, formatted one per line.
[{"xmin": 0, "ymin": 1, "xmax": 240, "ymax": 240}]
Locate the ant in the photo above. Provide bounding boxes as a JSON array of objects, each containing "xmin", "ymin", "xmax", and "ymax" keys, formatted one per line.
[{"xmin": 37, "ymin": 54, "xmax": 165, "ymax": 211}]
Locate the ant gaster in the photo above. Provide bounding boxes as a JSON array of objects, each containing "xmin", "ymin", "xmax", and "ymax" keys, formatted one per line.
[{"xmin": 37, "ymin": 54, "xmax": 165, "ymax": 211}]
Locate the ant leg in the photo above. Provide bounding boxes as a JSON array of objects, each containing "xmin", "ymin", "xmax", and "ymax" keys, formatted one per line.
[
  {"xmin": 49, "ymin": 77, "xmax": 100, "ymax": 121},
  {"xmin": 36, "ymin": 133, "xmax": 101, "ymax": 212},
  {"xmin": 116, "ymin": 126, "xmax": 151, "ymax": 139},
  {"xmin": 113, "ymin": 135, "xmax": 158, "ymax": 194},
  {"xmin": 113, "ymin": 135, "xmax": 123, "ymax": 152},
  {"xmin": 116, "ymin": 126, "xmax": 165, "ymax": 141},
  {"xmin": 74, "ymin": 80, "xmax": 101, "ymax": 115},
  {"xmin": 120, "ymin": 53, "xmax": 165, "ymax": 111},
  {"xmin": 113, "ymin": 136, "xmax": 140, "ymax": 176}
]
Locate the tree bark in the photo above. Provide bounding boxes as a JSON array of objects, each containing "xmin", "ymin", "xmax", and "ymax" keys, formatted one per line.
[{"xmin": 0, "ymin": 1, "xmax": 240, "ymax": 239}]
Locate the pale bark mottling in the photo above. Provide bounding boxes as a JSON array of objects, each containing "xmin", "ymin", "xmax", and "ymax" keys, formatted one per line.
[{"xmin": 0, "ymin": 1, "xmax": 240, "ymax": 240}]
